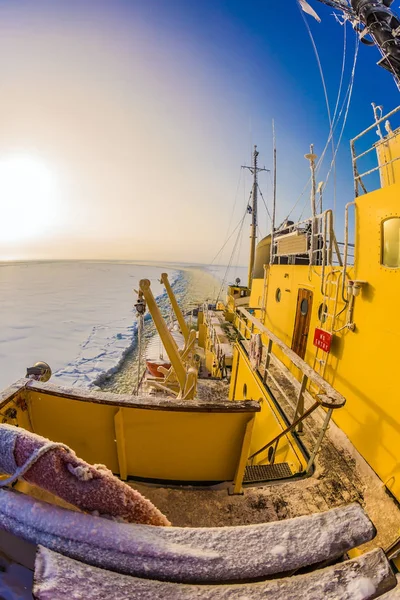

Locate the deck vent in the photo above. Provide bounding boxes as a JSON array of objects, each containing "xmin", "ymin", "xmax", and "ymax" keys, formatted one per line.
[{"xmin": 243, "ymin": 463, "xmax": 292, "ymax": 483}]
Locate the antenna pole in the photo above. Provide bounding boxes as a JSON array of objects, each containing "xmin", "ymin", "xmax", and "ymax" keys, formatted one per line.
[
  {"xmin": 305, "ymin": 144, "xmax": 318, "ymax": 217},
  {"xmin": 242, "ymin": 146, "xmax": 269, "ymax": 289},
  {"xmin": 248, "ymin": 145, "xmax": 258, "ymax": 289},
  {"xmin": 305, "ymin": 144, "xmax": 318, "ymax": 264},
  {"xmin": 270, "ymin": 120, "xmax": 277, "ymax": 267}
]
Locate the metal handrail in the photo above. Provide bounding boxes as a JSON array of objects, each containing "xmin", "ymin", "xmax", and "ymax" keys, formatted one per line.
[
  {"xmin": 356, "ymin": 155, "xmax": 400, "ymax": 180},
  {"xmin": 350, "ymin": 105, "xmax": 400, "ymax": 196},
  {"xmin": 237, "ymin": 308, "xmax": 346, "ymax": 406},
  {"xmin": 351, "ymin": 105, "xmax": 400, "ymax": 143},
  {"xmin": 236, "ymin": 307, "xmax": 346, "ymax": 473},
  {"xmin": 270, "ymin": 210, "xmax": 342, "ymax": 269}
]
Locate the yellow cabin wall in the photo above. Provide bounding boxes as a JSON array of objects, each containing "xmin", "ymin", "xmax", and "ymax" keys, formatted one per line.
[
  {"xmin": 242, "ymin": 182, "xmax": 400, "ymax": 501},
  {"xmin": 249, "ymin": 278, "xmax": 265, "ymax": 309},
  {"xmin": 376, "ymin": 127, "xmax": 400, "ymax": 188}
]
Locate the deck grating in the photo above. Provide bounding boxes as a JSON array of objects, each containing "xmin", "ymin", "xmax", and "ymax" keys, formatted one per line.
[{"xmin": 244, "ymin": 463, "xmax": 292, "ymax": 483}]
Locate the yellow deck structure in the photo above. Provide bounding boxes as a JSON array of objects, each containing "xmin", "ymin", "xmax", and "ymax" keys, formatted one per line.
[{"xmin": 2, "ymin": 104, "xmax": 400, "ymax": 583}]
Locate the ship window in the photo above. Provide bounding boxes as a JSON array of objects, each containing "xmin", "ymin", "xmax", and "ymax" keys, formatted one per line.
[
  {"xmin": 318, "ymin": 303, "xmax": 328, "ymax": 324},
  {"xmin": 382, "ymin": 218, "xmax": 400, "ymax": 268},
  {"xmin": 275, "ymin": 288, "xmax": 281, "ymax": 302},
  {"xmin": 243, "ymin": 384, "xmax": 247, "ymax": 398},
  {"xmin": 300, "ymin": 298, "xmax": 308, "ymax": 316}
]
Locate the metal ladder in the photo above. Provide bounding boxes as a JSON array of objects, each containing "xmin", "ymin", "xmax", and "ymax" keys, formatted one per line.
[{"xmin": 311, "ymin": 269, "xmax": 341, "ymax": 387}]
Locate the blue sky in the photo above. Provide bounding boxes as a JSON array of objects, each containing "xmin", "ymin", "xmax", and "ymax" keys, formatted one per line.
[{"xmin": 0, "ymin": 0, "xmax": 398, "ymax": 263}]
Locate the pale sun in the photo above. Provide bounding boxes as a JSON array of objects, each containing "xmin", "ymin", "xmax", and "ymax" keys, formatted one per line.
[{"xmin": 0, "ymin": 155, "xmax": 59, "ymax": 243}]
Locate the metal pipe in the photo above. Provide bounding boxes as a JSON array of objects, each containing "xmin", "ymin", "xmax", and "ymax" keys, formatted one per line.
[
  {"xmin": 249, "ymin": 401, "xmax": 320, "ymax": 460},
  {"xmin": 270, "ymin": 120, "xmax": 277, "ymax": 266},
  {"xmin": 306, "ymin": 408, "xmax": 333, "ymax": 473},
  {"xmin": 351, "ymin": 105, "xmax": 400, "ymax": 142},
  {"xmin": 341, "ymin": 201, "xmax": 356, "ymax": 302},
  {"xmin": 357, "ymin": 154, "xmax": 400, "ymax": 179}
]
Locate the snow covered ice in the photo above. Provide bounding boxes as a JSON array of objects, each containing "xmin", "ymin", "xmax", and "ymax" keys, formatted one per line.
[{"xmin": 0, "ymin": 261, "xmax": 179, "ymax": 390}]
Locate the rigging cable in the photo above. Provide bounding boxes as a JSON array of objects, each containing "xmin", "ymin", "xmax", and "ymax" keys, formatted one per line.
[
  {"xmin": 287, "ymin": 8, "xmax": 349, "ymax": 221},
  {"xmin": 208, "ymin": 214, "xmax": 249, "ymax": 268},
  {"xmin": 298, "ymin": 1, "xmax": 336, "ymax": 200},
  {"xmin": 216, "ymin": 206, "xmax": 248, "ymax": 303},
  {"xmin": 323, "ymin": 31, "xmax": 359, "ymax": 190},
  {"xmin": 224, "ymin": 168, "xmax": 243, "ymax": 242},
  {"xmin": 206, "ymin": 166, "xmax": 249, "ymax": 270},
  {"xmin": 330, "ymin": 13, "xmax": 348, "ymax": 214},
  {"xmin": 234, "ymin": 216, "xmax": 246, "ymax": 278},
  {"xmin": 258, "ymin": 183, "xmax": 272, "ymax": 222},
  {"xmin": 297, "ymin": 27, "xmax": 359, "ymax": 220}
]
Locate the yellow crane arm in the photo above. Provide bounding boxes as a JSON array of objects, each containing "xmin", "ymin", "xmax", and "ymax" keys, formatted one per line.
[
  {"xmin": 160, "ymin": 273, "xmax": 189, "ymax": 341},
  {"xmin": 139, "ymin": 279, "xmax": 187, "ymax": 391}
]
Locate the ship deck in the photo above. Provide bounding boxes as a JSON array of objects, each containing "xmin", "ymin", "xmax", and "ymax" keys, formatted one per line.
[
  {"xmin": 127, "ymin": 314, "xmax": 400, "ymax": 554},
  {"xmin": 130, "ymin": 384, "xmax": 400, "ymax": 556}
]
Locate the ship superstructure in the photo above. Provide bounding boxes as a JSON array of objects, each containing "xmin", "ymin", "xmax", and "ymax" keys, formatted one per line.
[{"xmin": 2, "ymin": 2, "xmax": 400, "ymax": 597}]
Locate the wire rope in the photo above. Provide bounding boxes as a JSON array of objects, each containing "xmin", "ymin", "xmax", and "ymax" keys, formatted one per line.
[
  {"xmin": 323, "ymin": 32, "xmax": 359, "ymax": 189},
  {"xmin": 288, "ymin": 9, "xmax": 349, "ymax": 220},
  {"xmin": 297, "ymin": 29, "xmax": 359, "ymax": 220},
  {"xmin": 298, "ymin": 2, "xmax": 336, "ymax": 175},
  {"xmin": 224, "ymin": 168, "xmax": 243, "ymax": 242},
  {"xmin": 208, "ymin": 215, "xmax": 248, "ymax": 268},
  {"xmin": 216, "ymin": 207, "xmax": 248, "ymax": 302},
  {"xmin": 258, "ymin": 183, "xmax": 272, "ymax": 222}
]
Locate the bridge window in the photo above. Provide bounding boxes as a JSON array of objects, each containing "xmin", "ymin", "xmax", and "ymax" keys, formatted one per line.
[
  {"xmin": 382, "ymin": 218, "xmax": 400, "ymax": 268},
  {"xmin": 243, "ymin": 384, "xmax": 247, "ymax": 399},
  {"xmin": 275, "ymin": 288, "xmax": 281, "ymax": 302}
]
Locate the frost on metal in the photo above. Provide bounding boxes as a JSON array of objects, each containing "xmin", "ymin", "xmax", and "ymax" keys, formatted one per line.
[
  {"xmin": 0, "ymin": 489, "xmax": 377, "ymax": 583},
  {"xmin": 0, "ymin": 424, "xmax": 170, "ymax": 526},
  {"xmin": 33, "ymin": 546, "xmax": 396, "ymax": 600},
  {"xmin": 380, "ymin": 575, "xmax": 400, "ymax": 599}
]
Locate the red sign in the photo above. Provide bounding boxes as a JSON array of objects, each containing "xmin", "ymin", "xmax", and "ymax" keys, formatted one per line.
[{"xmin": 313, "ymin": 328, "xmax": 332, "ymax": 353}]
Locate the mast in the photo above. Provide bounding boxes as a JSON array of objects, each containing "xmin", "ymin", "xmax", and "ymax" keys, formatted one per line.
[
  {"xmin": 270, "ymin": 121, "xmax": 277, "ymax": 267},
  {"xmin": 242, "ymin": 146, "xmax": 268, "ymax": 289},
  {"xmin": 249, "ymin": 145, "xmax": 259, "ymax": 290}
]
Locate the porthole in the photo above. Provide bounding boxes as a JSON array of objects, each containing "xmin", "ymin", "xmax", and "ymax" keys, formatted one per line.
[
  {"xmin": 243, "ymin": 384, "xmax": 247, "ymax": 399},
  {"xmin": 275, "ymin": 288, "xmax": 281, "ymax": 302},
  {"xmin": 318, "ymin": 303, "xmax": 328, "ymax": 324},
  {"xmin": 300, "ymin": 298, "xmax": 309, "ymax": 316},
  {"xmin": 382, "ymin": 217, "xmax": 400, "ymax": 268}
]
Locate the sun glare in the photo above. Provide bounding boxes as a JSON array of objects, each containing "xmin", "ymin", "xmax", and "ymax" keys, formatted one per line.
[{"xmin": 0, "ymin": 155, "xmax": 59, "ymax": 243}]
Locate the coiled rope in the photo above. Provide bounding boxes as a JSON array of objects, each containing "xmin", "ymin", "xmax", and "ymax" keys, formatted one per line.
[{"xmin": 0, "ymin": 442, "xmax": 72, "ymax": 487}]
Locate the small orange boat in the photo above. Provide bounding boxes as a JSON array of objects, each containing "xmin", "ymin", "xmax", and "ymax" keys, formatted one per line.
[{"xmin": 145, "ymin": 330, "xmax": 185, "ymax": 378}]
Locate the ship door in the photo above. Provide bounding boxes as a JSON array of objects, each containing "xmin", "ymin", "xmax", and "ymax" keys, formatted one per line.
[{"xmin": 291, "ymin": 289, "xmax": 313, "ymax": 360}]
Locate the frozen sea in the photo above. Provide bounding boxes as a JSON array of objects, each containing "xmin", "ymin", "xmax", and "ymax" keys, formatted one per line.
[
  {"xmin": 0, "ymin": 261, "xmax": 247, "ymax": 392},
  {"xmin": 0, "ymin": 261, "xmax": 179, "ymax": 390}
]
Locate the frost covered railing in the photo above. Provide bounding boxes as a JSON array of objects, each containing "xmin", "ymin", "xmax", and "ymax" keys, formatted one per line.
[
  {"xmin": 7, "ymin": 496, "xmax": 390, "ymax": 599},
  {"xmin": 33, "ymin": 545, "xmax": 397, "ymax": 600},
  {"xmin": 270, "ymin": 210, "xmax": 343, "ymax": 271},
  {"xmin": 235, "ymin": 307, "xmax": 346, "ymax": 474},
  {"xmin": 351, "ymin": 104, "xmax": 400, "ymax": 196},
  {"xmin": 0, "ymin": 378, "xmax": 260, "ymax": 492}
]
